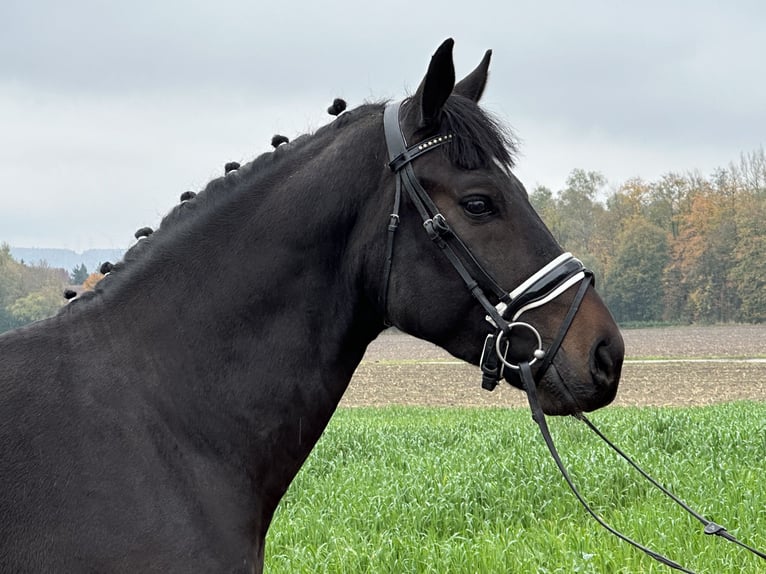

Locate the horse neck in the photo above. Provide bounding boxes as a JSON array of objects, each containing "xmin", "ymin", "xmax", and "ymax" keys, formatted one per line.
[{"xmin": 82, "ymin": 113, "xmax": 389, "ymax": 512}]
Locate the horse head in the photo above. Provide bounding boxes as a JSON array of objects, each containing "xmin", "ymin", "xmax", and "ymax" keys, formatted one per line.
[{"xmin": 380, "ymin": 39, "xmax": 624, "ymax": 415}]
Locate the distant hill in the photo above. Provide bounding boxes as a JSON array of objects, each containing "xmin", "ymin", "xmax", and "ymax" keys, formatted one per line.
[{"xmin": 9, "ymin": 247, "xmax": 126, "ymax": 273}]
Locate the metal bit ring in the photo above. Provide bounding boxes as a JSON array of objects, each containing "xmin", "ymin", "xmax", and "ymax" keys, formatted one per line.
[{"xmin": 495, "ymin": 322, "xmax": 545, "ymax": 370}]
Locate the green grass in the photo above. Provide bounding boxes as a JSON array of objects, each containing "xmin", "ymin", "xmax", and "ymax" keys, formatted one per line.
[{"xmin": 265, "ymin": 403, "xmax": 766, "ymax": 573}]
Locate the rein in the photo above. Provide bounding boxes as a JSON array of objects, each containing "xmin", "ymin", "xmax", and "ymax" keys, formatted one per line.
[
  {"xmin": 521, "ymin": 362, "xmax": 694, "ymax": 572},
  {"xmin": 381, "ymin": 99, "xmax": 765, "ymax": 572},
  {"xmin": 521, "ymin": 363, "xmax": 766, "ymax": 572},
  {"xmin": 577, "ymin": 413, "xmax": 766, "ymax": 563}
]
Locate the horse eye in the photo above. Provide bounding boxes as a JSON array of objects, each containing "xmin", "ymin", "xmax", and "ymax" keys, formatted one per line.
[{"xmin": 462, "ymin": 196, "xmax": 494, "ymax": 217}]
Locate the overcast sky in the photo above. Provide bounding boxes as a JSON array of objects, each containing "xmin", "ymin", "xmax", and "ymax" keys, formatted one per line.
[{"xmin": 1, "ymin": 0, "xmax": 764, "ymax": 250}]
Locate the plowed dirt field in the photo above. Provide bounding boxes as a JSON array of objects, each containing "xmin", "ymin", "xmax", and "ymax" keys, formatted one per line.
[{"xmin": 341, "ymin": 325, "xmax": 765, "ymax": 407}]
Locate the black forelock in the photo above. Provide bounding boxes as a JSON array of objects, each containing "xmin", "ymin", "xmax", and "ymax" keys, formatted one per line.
[{"xmin": 439, "ymin": 95, "xmax": 518, "ymax": 170}]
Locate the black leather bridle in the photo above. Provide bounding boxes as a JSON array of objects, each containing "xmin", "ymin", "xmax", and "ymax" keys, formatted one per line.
[
  {"xmin": 381, "ymin": 99, "xmax": 765, "ymax": 572},
  {"xmin": 382, "ymin": 100, "xmax": 591, "ymax": 386}
]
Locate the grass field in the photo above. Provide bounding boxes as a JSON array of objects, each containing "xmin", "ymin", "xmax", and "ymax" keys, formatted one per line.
[
  {"xmin": 265, "ymin": 326, "xmax": 766, "ymax": 573},
  {"xmin": 265, "ymin": 404, "xmax": 765, "ymax": 573}
]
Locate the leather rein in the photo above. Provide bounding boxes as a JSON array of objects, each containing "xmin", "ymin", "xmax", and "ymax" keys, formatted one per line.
[{"xmin": 381, "ymin": 99, "xmax": 765, "ymax": 572}]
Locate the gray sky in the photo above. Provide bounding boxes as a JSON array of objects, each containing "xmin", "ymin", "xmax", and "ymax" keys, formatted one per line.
[{"xmin": 1, "ymin": 0, "xmax": 764, "ymax": 250}]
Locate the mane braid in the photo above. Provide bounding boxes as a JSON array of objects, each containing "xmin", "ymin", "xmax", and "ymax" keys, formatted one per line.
[
  {"xmin": 66, "ymin": 98, "xmax": 511, "ymax": 311},
  {"xmin": 66, "ymin": 102, "xmax": 386, "ymax": 306}
]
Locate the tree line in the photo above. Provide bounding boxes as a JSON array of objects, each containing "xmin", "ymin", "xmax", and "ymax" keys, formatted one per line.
[
  {"xmin": 530, "ymin": 148, "xmax": 765, "ymax": 325},
  {"xmin": 1, "ymin": 147, "xmax": 764, "ymax": 332},
  {"xmin": 0, "ymin": 244, "xmax": 70, "ymax": 333},
  {"xmin": 0, "ymin": 248, "xmax": 108, "ymax": 333}
]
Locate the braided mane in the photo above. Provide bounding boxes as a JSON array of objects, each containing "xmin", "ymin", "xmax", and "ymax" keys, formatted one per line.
[{"xmin": 68, "ymin": 97, "xmax": 517, "ymax": 305}]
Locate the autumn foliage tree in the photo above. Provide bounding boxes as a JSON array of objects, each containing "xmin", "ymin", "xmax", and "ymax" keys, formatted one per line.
[
  {"xmin": 82, "ymin": 272, "xmax": 105, "ymax": 291},
  {"xmin": 0, "ymin": 243, "xmax": 69, "ymax": 332},
  {"xmin": 530, "ymin": 147, "xmax": 766, "ymax": 324}
]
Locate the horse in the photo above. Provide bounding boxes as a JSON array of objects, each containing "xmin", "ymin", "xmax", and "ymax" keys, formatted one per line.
[{"xmin": 0, "ymin": 39, "xmax": 624, "ymax": 573}]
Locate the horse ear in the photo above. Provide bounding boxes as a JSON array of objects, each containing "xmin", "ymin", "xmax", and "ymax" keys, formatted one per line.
[
  {"xmin": 412, "ymin": 38, "xmax": 456, "ymax": 129},
  {"xmin": 454, "ymin": 49, "xmax": 492, "ymax": 102}
]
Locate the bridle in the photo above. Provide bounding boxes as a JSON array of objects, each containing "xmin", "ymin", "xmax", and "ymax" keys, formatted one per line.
[
  {"xmin": 381, "ymin": 99, "xmax": 591, "ymax": 384},
  {"xmin": 381, "ymin": 99, "xmax": 765, "ymax": 572}
]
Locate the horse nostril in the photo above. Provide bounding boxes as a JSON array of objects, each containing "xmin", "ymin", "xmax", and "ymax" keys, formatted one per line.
[{"xmin": 591, "ymin": 338, "xmax": 623, "ymax": 388}]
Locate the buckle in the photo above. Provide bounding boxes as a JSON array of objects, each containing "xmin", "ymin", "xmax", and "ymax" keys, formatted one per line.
[
  {"xmin": 424, "ymin": 214, "xmax": 451, "ymax": 240},
  {"xmin": 480, "ymin": 334, "xmax": 503, "ymax": 391}
]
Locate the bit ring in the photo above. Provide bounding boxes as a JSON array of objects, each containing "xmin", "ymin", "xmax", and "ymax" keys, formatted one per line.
[{"xmin": 495, "ymin": 322, "xmax": 545, "ymax": 370}]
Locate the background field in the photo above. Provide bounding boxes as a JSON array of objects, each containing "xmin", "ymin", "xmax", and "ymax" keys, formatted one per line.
[
  {"xmin": 266, "ymin": 326, "xmax": 765, "ymax": 573},
  {"xmin": 343, "ymin": 324, "xmax": 766, "ymax": 408}
]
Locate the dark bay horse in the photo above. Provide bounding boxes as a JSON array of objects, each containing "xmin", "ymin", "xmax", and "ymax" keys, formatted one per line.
[{"xmin": 0, "ymin": 39, "xmax": 623, "ymax": 573}]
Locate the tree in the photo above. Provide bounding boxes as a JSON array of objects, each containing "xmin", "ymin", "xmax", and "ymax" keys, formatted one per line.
[
  {"xmin": 605, "ymin": 217, "xmax": 669, "ymax": 323},
  {"xmin": 646, "ymin": 173, "xmax": 691, "ymax": 239},
  {"xmin": 70, "ymin": 263, "xmax": 89, "ymax": 285},
  {"xmin": 0, "ymin": 244, "xmax": 24, "ymax": 332},
  {"xmin": 0, "ymin": 244, "xmax": 68, "ymax": 332},
  {"xmin": 597, "ymin": 178, "xmax": 654, "ymax": 294},
  {"xmin": 665, "ymin": 189, "xmax": 738, "ymax": 323},
  {"xmin": 82, "ymin": 272, "xmax": 105, "ymax": 291},
  {"xmin": 555, "ymin": 169, "xmax": 606, "ymax": 254},
  {"xmin": 731, "ymin": 192, "xmax": 766, "ymax": 322},
  {"xmin": 529, "ymin": 185, "xmax": 560, "ymax": 236},
  {"xmin": 607, "ymin": 177, "xmax": 650, "ymax": 223},
  {"xmin": 728, "ymin": 147, "xmax": 766, "ymax": 194},
  {"xmin": 7, "ymin": 287, "xmax": 63, "ymax": 325}
]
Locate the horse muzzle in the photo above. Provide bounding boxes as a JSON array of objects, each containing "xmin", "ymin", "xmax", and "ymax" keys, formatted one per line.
[{"xmin": 479, "ymin": 253, "xmax": 623, "ymax": 415}]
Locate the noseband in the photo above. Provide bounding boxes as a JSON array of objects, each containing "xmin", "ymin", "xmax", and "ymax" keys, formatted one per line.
[{"xmin": 381, "ymin": 100, "xmax": 591, "ymax": 390}]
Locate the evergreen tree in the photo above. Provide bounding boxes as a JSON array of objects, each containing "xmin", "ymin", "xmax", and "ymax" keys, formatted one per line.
[{"xmin": 70, "ymin": 263, "xmax": 89, "ymax": 285}]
